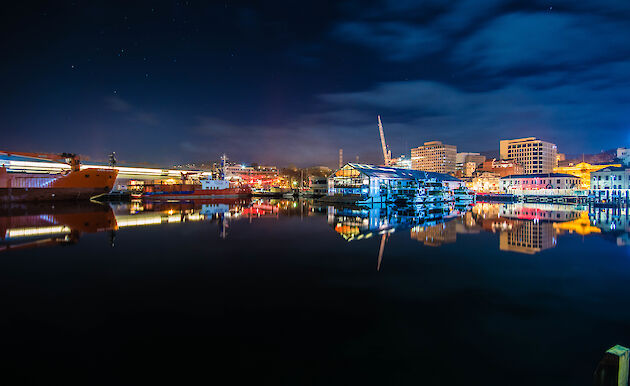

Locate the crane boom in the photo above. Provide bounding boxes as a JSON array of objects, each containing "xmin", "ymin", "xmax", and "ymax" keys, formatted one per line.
[{"xmin": 377, "ymin": 115, "xmax": 391, "ymax": 166}]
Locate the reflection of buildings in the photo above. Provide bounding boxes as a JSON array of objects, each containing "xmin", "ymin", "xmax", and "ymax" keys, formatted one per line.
[
  {"xmin": 410, "ymin": 220, "xmax": 457, "ymax": 246},
  {"xmin": 590, "ymin": 207, "xmax": 630, "ymax": 246},
  {"xmin": 500, "ymin": 221, "xmax": 556, "ymax": 255},
  {"xmin": 497, "ymin": 203, "xmax": 586, "ymax": 254}
]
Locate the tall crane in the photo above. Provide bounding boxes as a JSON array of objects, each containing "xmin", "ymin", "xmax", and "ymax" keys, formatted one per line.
[{"xmin": 377, "ymin": 115, "xmax": 391, "ymax": 166}]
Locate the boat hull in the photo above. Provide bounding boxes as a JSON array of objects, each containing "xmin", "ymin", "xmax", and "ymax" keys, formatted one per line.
[
  {"xmin": 0, "ymin": 187, "xmax": 116, "ymax": 202},
  {"xmin": 142, "ymin": 187, "xmax": 251, "ymax": 200},
  {"xmin": 0, "ymin": 168, "xmax": 118, "ymax": 202}
]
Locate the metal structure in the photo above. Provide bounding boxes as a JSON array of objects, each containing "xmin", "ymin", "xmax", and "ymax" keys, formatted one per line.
[
  {"xmin": 377, "ymin": 115, "xmax": 391, "ymax": 166},
  {"xmin": 338, "ymin": 148, "xmax": 343, "ymax": 169}
]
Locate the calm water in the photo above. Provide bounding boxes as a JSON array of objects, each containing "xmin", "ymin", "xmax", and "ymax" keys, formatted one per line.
[{"xmin": 1, "ymin": 199, "xmax": 629, "ymax": 385}]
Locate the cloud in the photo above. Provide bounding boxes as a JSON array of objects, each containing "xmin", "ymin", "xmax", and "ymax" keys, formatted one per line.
[
  {"xmin": 317, "ymin": 65, "xmax": 630, "ymax": 154},
  {"xmin": 331, "ymin": 22, "xmax": 445, "ymax": 61},
  {"xmin": 105, "ymin": 96, "xmax": 159, "ymax": 126},
  {"xmin": 453, "ymin": 12, "xmax": 630, "ymax": 73}
]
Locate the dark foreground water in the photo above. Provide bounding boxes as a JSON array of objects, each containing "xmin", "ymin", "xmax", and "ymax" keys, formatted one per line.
[{"xmin": 1, "ymin": 199, "xmax": 629, "ymax": 385}]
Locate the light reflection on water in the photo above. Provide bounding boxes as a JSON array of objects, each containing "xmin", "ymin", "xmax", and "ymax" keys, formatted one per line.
[
  {"xmin": 0, "ymin": 199, "xmax": 629, "ymax": 384},
  {"xmin": 1, "ymin": 199, "xmax": 628, "ymax": 253}
]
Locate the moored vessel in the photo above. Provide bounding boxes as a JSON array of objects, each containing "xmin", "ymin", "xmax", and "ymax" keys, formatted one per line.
[
  {"xmin": 0, "ymin": 151, "xmax": 118, "ymax": 202},
  {"xmin": 142, "ymin": 155, "xmax": 251, "ymax": 200}
]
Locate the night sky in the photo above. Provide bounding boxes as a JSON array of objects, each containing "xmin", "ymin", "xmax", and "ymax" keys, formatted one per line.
[{"xmin": 2, "ymin": 0, "xmax": 629, "ymax": 167}]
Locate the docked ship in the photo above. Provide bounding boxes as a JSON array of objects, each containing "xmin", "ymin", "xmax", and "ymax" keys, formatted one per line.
[
  {"xmin": 142, "ymin": 156, "xmax": 251, "ymax": 200},
  {"xmin": 0, "ymin": 151, "xmax": 118, "ymax": 202}
]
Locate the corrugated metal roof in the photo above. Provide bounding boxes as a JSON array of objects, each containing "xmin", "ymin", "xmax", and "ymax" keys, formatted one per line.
[{"xmin": 336, "ymin": 163, "xmax": 461, "ymax": 182}]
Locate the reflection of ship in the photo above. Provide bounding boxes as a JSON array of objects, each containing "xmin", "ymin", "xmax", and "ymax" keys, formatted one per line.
[
  {"xmin": 0, "ymin": 151, "xmax": 118, "ymax": 202},
  {"xmin": 0, "ymin": 201, "xmax": 117, "ymax": 252}
]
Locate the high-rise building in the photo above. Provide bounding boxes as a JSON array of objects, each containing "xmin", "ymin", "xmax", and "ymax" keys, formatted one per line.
[
  {"xmin": 411, "ymin": 141, "xmax": 457, "ymax": 174},
  {"xmin": 500, "ymin": 137, "xmax": 558, "ymax": 174}
]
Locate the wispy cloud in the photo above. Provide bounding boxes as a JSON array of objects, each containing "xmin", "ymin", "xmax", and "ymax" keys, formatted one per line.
[{"xmin": 105, "ymin": 96, "xmax": 159, "ymax": 126}]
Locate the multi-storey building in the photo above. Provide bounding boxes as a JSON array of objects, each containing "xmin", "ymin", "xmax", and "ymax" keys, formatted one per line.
[
  {"xmin": 455, "ymin": 152, "xmax": 486, "ymax": 177},
  {"xmin": 500, "ymin": 137, "xmax": 558, "ymax": 174},
  {"xmin": 411, "ymin": 141, "xmax": 457, "ymax": 174}
]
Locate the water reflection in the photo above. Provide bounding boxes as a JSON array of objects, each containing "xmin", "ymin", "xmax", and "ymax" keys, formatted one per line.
[
  {"xmin": 0, "ymin": 201, "xmax": 116, "ymax": 252},
  {"xmin": 1, "ymin": 199, "xmax": 628, "ymax": 253}
]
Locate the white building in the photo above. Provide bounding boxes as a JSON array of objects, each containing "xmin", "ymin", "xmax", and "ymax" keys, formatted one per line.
[
  {"xmin": 500, "ymin": 173, "xmax": 581, "ymax": 194},
  {"xmin": 500, "ymin": 137, "xmax": 558, "ymax": 174},
  {"xmin": 590, "ymin": 166, "xmax": 630, "ymax": 199}
]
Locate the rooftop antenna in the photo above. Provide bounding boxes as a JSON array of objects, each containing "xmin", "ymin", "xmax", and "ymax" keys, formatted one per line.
[{"xmin": 377, "ymin": 115, "xmax": 391, "ymax": 166}]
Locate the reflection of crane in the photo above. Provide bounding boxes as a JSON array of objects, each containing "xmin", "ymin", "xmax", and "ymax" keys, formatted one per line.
[
  {"xmin": 377, "ymin": 233, "xmax": 388, "ymax": 271},
  {"xmin": 0, "ymin": 150, "xmax": 81, "ymax": 171},
  {"xmin": 377, "ymin": 115, "xmax": 391, "ymax": 166}
]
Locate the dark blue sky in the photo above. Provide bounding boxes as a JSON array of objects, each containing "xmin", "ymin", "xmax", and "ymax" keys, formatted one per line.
[{"xmin": 2, "ymin": 0, "xmax": 629, "ymax": 167}]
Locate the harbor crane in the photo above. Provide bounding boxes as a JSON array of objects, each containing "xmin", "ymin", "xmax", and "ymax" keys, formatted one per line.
[{"xmin": 377, "ymin": 115, "xmax": 392, "ymax": 166}]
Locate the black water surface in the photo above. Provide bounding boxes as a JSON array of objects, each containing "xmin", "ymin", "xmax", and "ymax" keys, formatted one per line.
[{"xmin": 0, "ymin": 201, "xmax": 628, "ymax": 385}]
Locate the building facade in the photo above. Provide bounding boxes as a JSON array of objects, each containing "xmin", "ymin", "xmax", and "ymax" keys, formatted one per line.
[
  {"xmin": 590, "ymin": 167, "xmax": 630, "ymax": 198},
  {"xmin": 500, "ymin": 173, "xmax": 581, "ymax": 193},
  {"xmin": 456, "ymin": 152, "xmax": 486, "ymax": 177},
  {"xmin": 478, "ymin": 158, "xmax": 523, "ymax": 177},
  {"xmin": 500, "ymin": 137, "xmax": 558, "ymax": 174},
  {"xmin": 327, "ymin": 163, "xmax": 462, "ymax": 201},
  {"xmin": 411, "ymin": 141, "xmax": 457, "ymax": 174}
]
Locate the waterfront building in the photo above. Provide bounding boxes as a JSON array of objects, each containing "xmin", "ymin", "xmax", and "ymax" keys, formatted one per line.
[
  {"xmin": 224, "ymin": 164, "xmax": 279, "ymax": 185},
  {"xmin": 553, "ymin": 162, "xmax": 621, "ymax": 189},
  {"xmin": 478, "ymin": 158, "xmax": 523, "ymax": 177},
  {"xmin": 327, "ymin": 163, "xmax": 462, "ymax": 202},
  {"xmin": 411, "ymin": 141, "xmax": 457, "ymax": 174},
  {"xmin": 500, "ymin": 137, "xmax": 558, "ymax": 174},
  {"xmin": 308, "ymin": 176, "xmax": 328, "ymax": 196},
  {"xmin": 499, "ymin": 173, "xmax": 581, "ymax": 194},
  {"xmin": 471, "ymin": 172, "xmax": 501, "ymax": 193},
  {"xmin": 589, "ymin": 166, "xmax": 630, "ymax": 199}
]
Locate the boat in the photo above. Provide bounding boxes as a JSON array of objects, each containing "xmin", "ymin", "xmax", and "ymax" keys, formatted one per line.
[
  {"xmin": 0, "ymin": 151, "xmax": 118, "ymax": 202},
  {"xmin": 453, "ymin": 186, "xmax": 475, "ymax": 203},
  {"xmin": 141, "ymin": 155, "xmax": 251, "ymax": 200}
]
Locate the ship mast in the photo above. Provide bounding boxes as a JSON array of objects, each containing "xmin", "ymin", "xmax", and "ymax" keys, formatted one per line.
[{"xmin": 377, "ymin": 115, "xmax": 391, "ymax": 166}]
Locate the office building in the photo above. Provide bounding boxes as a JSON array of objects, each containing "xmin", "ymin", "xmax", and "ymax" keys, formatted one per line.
[
  {"xmin": 411, "ymin": 141, "xmax": 457, "ymax": 174},
  {"xmin": 500, "ymin": 137, "xmax": 558, "ymax": 174}
]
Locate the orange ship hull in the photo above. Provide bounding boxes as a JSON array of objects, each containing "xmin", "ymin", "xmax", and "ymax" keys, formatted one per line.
[{"xmin": 0, "ymin": 167, "xmax": 118, "ymax": 202}]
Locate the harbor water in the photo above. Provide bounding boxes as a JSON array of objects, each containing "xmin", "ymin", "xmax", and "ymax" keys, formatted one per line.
[{"xmin": 1, "ymin": 199, "xmax": 629, "ymax": 385}]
